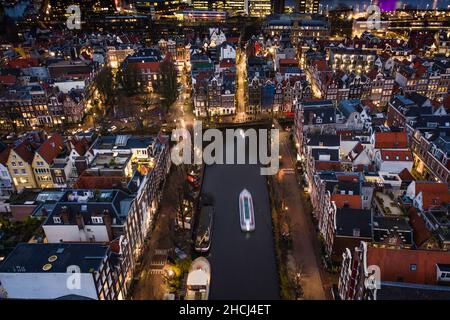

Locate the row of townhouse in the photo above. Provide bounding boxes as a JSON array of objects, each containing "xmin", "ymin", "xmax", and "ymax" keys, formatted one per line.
[
  {"xmin": 191, "ymin": 33, "xmax": 238, "ymax": 117},
  {"xmin": 0, "ymin": 33, "xmax": 153, "ymax": 131},
  {"xmin": 245, "ymin": 42, "xmax": 313, "ymax": 114},
  {"xmin": 294, "ymin": 94, "xmax": 450, "ymax": 300},
  {"xmin": 387, "ymin": 92, "xmax": 450, "ymax": 184},
  {"xmin": 306, "ymin": 51, "xmax": 395, "ymax": 106},
  {"xmin": 300, "ymin": 129, "xmax": 417, "ymax": 261},
  {"xmin": 0, "ymin": 131, "xmax": 93, "ymax": 193},
  {"xmin": 0, "ymin": 85, "xmax": 87, "ymax": 129},
  {"xmin": 0, "ymin": 133, "xmax": 171, "ymax": 300},
  {"xmin": 394, "ymin": 56, "xmax": 450, "ymax": 102}
]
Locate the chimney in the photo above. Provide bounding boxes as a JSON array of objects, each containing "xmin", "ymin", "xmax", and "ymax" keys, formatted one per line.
[
  {"xmin": 76, "ymin": 213, "xmax": 85, "ymax": 230},
  {"xmin": 60, "ymin": 206, "xmax": 70, "ymax": 224},
  {"xmin": 103, "ymin": 209, "xmax": 113, "ymax": 241}
]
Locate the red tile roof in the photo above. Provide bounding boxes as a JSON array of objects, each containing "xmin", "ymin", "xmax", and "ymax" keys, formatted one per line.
[
  {"xmin": 380, "ymin": 149, "xmax": 413, "ymax": 161},
  {"xmin": 374, "ymin": 131, "xmax": 408, "ymax": 149},
  {"xmin": 130, "ymin": 61, "xmax": 161, "ymax": 73},
  {"xmin": 219, "ymin": 59, "xmax": 235, "ymax": 68},
  {"xmin": 37, "ymin": 134, "xmax": 64, "ymax": 164},
  {"xmin": 226, "ymin": 37, "xmax": 240, "ymax": 43},
  {"xmin": 0, "ymin": 75, "xmax": 16, "ymax": 85},
  {"xmin": 279, "ymin": 58, "xmax": 298, "ymax": 65},
  {"xmin": 74, "ymin": 174, "xmax": 126, "ymax": 189},
  {"xmin": 13, "ymin": 141, "xmax": 35, "ymax": 164},
  {"xmin": 348, "ymin": 142, "xmax": 364, "ymax": 161},
  {"xmin": 311, "ymin": 60, "xmax": 328, "ymax": 72},
  {"xmin": 8, "ymin": 57, "xmax": 39, "ymax": 68},
  {"xmin": 408, "ymin": 208, "xmax": 432, "ymax": 247},
  {"xmin": 336, "ymin": 174, "xmax": 360, "ymax": 183},
  {"xmin": 331, "ymin": 194, "xmax": 362, "ymax": 209},
  {"xmin": 0, "ymin": 147, "xmax": 11, "ymax": 166},
  {"xmin": 367, "ymin": 246, "xmax": 450, "ymax": 285},
  {"xmin": 71, "ymin": 138, "xmax": 89, "ymax": 156},
  {"xmin": 314, "ymin": 161, "xmax": 342, "ymax": 171},
  {"xmin": 415, "ymin": 182, "xmax": 450, "ymax": 210},
  {"xmin": 399, "ymin": 168, "xmax": 414, "ymax": 181}
]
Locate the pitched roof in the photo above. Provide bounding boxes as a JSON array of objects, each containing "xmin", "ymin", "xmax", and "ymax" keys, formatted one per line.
[
  {"xmin": 129, "ymin": 61, "xmax": 161, "ymax": 72},
  {"xmin": 348, "ymin": 142, "xmax": 364, "ymax": 161},
  {"xmin": 13, "ymin": 140, "xmax": 35, "ymax": 164},
  {"xmin": 37, "ymin": 134, "xmax": 64, "ymax": 164},
  {"xmin": 415, "ymin": 182, "xmax": 450, "ymax": 210},
  {"xmin": 367, "ymin": 246, "xmax": 450, "ymax": 285},
  {"xmin": 408, "ymin": 208, "xmax": 432, "ymax": 247},
  {"xmin": 374, "ymin": 131, "xmax": 408, "ymax": 149},
  {"xmin": 0, "ymin": 147, "xmax": 11, "ymax": 166},
  {"xmin": 380, "ymin": 149, "xmax": 413, "ymax": 161},
  {"xmin": 71, "ymin": 138, "xmax": 90, "ymax": 156},
  {"xmin": 314, "ymin": 161, "xmax": 342, "ymax": 171},
  {"xmin": 331, "ymin": 194, "xmax": 362, "ymax": 209},
  {"xmin": 399, "ymin": 168, "xmax": 414, "ymax": 181},
  {"xmin": 0, "ymin": 74, "xmax": 16, "ymax": 85},
  {"xmin": 219, "ymin": 59, "xmax": 235, "ymax": 68}
]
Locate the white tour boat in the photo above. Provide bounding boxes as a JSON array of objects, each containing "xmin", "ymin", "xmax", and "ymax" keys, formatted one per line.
[{"xmin": 239, "ymin": 188, "xmax": 255, "ymax": 232}]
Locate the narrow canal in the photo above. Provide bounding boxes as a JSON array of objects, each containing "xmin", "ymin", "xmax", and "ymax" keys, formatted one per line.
[{"xmin": 200, "ymin": 130, "xmax": 279, "ymax": 299}]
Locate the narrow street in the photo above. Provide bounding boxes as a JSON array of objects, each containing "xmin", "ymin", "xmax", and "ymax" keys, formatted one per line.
[
  {"xmin": 274, "ymin": 120, "xmax": 328, "ymax": 300},
  {"xmin": 130, "ymin": 166, "xmax": 185, "ymax": 300},
  {"xmin": 131, "ymin": 69, "xmax": 195, "ymax": 300},
  {"xmin": 236, "ymin": 49, "xmax": 247, "ymax": 118}
]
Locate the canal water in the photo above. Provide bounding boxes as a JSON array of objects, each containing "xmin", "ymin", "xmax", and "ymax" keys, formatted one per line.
[{"xmin": 200, "ymin": 130, "xmax": 280, "ymax": 299}]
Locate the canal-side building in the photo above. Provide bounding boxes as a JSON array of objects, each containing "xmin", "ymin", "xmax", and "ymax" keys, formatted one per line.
[
  {"xmin": 0, "ymin": 243, "xmax": 127, "ymax": 300},
  {"xmin": 15, "ymin": 133, "xmax": 172, "ymax": 296},
  {"xmin": 338, "ymin": 242, "xmax": 450, "ymax": 300},
  {"xmin": 294, "ymin": 100, "xmax": 336, "ymax": 157}
]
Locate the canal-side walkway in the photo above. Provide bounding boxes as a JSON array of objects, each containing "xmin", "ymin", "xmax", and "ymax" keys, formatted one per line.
[{"xmin": 275, "ymin": 121, "xmax": 328, "ymax": 300}]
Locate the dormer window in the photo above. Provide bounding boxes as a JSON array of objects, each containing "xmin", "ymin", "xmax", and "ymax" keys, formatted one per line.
[
  {"xmin": 91, "ymin": 216, "xmax": 103, "ymax": 224},
  {"xmin": 53, "ymin": 216, "xmax": 62, "ymax": 224}
]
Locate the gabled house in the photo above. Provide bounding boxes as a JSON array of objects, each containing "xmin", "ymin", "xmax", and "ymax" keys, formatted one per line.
[
  {"xmin": 7, "ymin": 140, "xmax": 38, "ymax": 191},
  {"xmin": 68, "ymin": 137, "xmax": 93, "ymax": 179},
  {"xmin": 370, "ymin": 130, "xmax": 411, "ymax": 173},
  {"xmin": 406, "ymin": 181, "xmax": 450, "ymax": 212},
  {"xmin": 347, "ymin": 142, "xmax": 371, "ymax": 167},
  {"xmin": 32, "ymin": 134, "xmax": 64, "ymax": 189},
  {"xmin": 374, "ymin": 149, "xmax": 413, "ymax": 174}
]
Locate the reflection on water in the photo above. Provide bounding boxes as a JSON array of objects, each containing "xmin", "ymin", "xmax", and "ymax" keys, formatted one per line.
[{"xmin": 201, "ymin": 135, "xmax": 279, "ymax": 300}]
